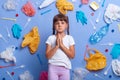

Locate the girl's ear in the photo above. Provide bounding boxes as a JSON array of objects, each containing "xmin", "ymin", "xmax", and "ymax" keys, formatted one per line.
[{"xmin": 66, "ymin": 23, "xmax": 68, "ymax": 28}]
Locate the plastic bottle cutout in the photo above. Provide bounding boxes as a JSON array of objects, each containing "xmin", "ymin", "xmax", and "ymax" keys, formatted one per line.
[
  {"xmin": 14, "ymin": 65, "xmax": 25, "ymax": 69},
  {"xmin": 72, "ymin": 0, "xmax": 76, "ymax": 2},
  {"xmin": 102, "ymin": 0, "xmax": 105, "ymax": 7},
  {"xmin": 96, "ymin": 12, "xmax": 101, "ymax": 23},
  {"xmin": 89, "ymin": 24, "xmax": 109, "ymax": 44},
  {"xmin": 6, "ymin": 27, "xmax": 11, "ymax": 38},
  {"xmin": 98, "ymin": 0, "xmax": 101, "ymax": 3},
  {"xmin": 104, "ymin": 62, "xmax": 112, "ymax": 75},
  {"xmin": 94, "ymin": 73, "xmax": 105, "ymax": 80},
  {"xmin": 39, "ymin": 0, "xmax": 56, "ymax": 9},
  {"xmin": 41, "ymin": 9, "xmax": 52, "ymax": 15},
  {"xmin": 6, "ymin": 71, "xmax": 15, "ymax": 80},
  {"xmin": 37, "ymin": 54, "xmax": 43, "ymax": 65},
  {"xmin": 79, "ymin": 4, "xmax": 83, "ymax": 8},
  {"xmin": 100, "ymin": 42, "xmax": 114, "ymax": 46},
  {"xmin": 1, "ymin": 17, "xmax": 16, "ymax": 22},
  {"xmin": 72, "ymin": 68, "xmax": 89, "ymax": 80},
  {"xmin": 0, "ymin": 64, "xmax": 15, "ymax": 68},
  {"xmin": 90, "ymin": 19, "xmax": 96, "ymax": 31},
  {"xmin": 24, "ymin": 18, "xmax": 31, "ymax": 29},
  {"xmin": 0, "ymin": 33, "xmax": 7, "ymax": 43}
]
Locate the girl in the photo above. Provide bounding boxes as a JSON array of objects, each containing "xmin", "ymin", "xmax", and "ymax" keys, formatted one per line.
[{"xmin": 45, "ymin": 13, "xmax": 75, "ymax": 80}]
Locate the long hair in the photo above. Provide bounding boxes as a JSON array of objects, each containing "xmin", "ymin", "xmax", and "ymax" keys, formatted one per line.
[{"xmin": 52, "ymin": 14, "xmax": 69, "ymax": 35}]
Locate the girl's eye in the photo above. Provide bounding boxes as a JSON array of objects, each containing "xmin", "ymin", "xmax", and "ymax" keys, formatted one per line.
[
  {"xmin": 61, "ymin": 21, "xmax": 65, "ymax": 24},
  {"xmin": 55, "ymin": 22, "xmax": 59, "ymax": 25}
]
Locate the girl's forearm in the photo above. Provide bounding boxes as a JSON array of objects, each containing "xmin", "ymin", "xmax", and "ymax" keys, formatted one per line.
[
  {"xmin": 46, "ymin": 46, "xmax": 59, "ymax": 59},
  {"xmin": 60, "ymin": 45, "xmax": 75, "ymax": 59}
]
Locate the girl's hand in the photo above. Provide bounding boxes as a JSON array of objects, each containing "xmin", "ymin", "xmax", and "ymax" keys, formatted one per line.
[
  {"xmin": 56, "ymin": 37, "xmax": 60, "ymax": 47},
  {"xmin": 56, "ymin": 34, "xmax": 60, "ymax": 47},
  {"xmin": 59, "ymin": 38, "xmax": 63, "ymax": 48},
  {"xmin": 58, "ymin": 34, "xmax": 64, "ymax": 48},
  {"xmin": 56, "ymin": 34, "xmax": 64, "ymax": 48}
]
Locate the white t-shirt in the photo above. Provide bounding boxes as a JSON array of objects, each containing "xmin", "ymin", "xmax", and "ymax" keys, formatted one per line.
[{"xmin": 46, "ymin": 35, "xmax": 75, "ymax": 69}]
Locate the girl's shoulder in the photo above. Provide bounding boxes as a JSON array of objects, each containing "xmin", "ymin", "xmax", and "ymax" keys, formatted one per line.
[
  {"xmin": 47, "ymin": 35, "xmax": 56, "ymax": 39},
  {"xmin": 66, "ymin": 35, "xmax": 74, "ymax": 39}
]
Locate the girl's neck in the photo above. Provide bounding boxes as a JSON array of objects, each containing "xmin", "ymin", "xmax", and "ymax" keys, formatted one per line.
[{"xmin": 56, "ymin": 32, "xmax": 66, "ymax": 37}]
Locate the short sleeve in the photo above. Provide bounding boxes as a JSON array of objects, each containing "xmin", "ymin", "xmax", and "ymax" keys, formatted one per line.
[
  {"xmin": 69, "ymin": 36, "xmax": 75, "ymax": 46},
  {"xmin": 45, "ymin": 36, "xmax": 52, "ymax": 45}
]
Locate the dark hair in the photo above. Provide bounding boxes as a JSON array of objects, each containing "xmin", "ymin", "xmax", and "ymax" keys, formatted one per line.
[{"xmin": 52, "ymin": 14, "xmax": 69, "ymax": 35}]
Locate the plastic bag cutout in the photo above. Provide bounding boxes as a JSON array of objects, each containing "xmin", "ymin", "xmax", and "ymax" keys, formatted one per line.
[
  {"xmin": 56, "ymin": 0, "xmax": 74, "ymax": 14},
  {"xmin": 12, "ymin": 24, "xmax": 22, "ymax": 39},
  {"xmin": 21, "ymin": 27, "xmax": 40, "ymax": 54},
  {"xmin": 3, "ymin": 0, "xmax": 17, "ymax": 10},
  {"xmin": 110, "ymin": 44, "xmax": 120, "ymax": 59},
  {"xmin": 104, "ymin": 4, "xmax": 120, "ymax": 24},
  {"xmin": 0, "ymin": 45, "xmax": 16, "ymax": 63},
  {"xmin": 39, "ymin": 71, "xmax": 48, "ymax": 80},
  {"xmin": 76, "ymin": 10, "xmax": 87, "ymax": 25},
  {"xmin": 84, "ymin": 46, "xmax": 106, "ymax": 70},
  {"xmin": 73, "ymin": 68, "xmax": 89, "ymax": 80},
  {"xmin": 22, "ymin": 1, "xmax": 36, "ymax": 16},
  {"xmin": 81, "ymin": 0, "xmax": 89, "ymax": 4},
  {"xmin": 112, "ymin": 59, "xmax": 120, "ymax": 76},
  {"xmin": 89, "ymin": 24, "xmax": 109, "ymax": 44},
  {"xmin": 19, "ymin": 71, "xmax": 34, "ymax": 80}
]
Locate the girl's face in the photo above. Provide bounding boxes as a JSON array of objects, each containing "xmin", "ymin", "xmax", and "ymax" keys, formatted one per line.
[{"xmin": 54, "ymin": 20, "xmax": 68, "ymax": 34}]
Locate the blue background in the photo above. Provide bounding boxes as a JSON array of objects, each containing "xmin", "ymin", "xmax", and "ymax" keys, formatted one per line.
[{"xmin": 0, "ymin": 0, "xmax": 120, "ymax": 80}]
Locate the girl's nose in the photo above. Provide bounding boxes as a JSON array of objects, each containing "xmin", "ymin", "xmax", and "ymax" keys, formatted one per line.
[{"xmin": 58, "ymin": 24, "xmax": 61, "ymax": 27}]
